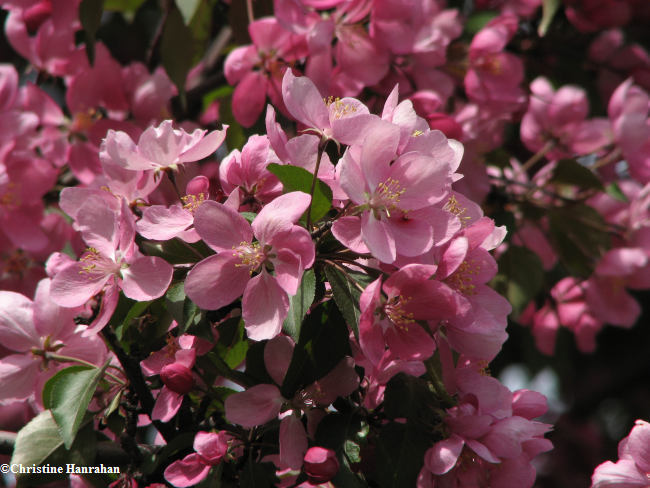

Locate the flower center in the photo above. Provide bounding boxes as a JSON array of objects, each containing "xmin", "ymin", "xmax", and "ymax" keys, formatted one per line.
[
  {"xmin": 384, "ymin": 295, "xmax": 415, "ymax": 332},
  {"xmin": 233, "ymin": 241, "xmax": 266, "ymax": 274},
  {"xmin": 445, "ymin": 260, "xmax": 479, "ymax": 295},
  {"xmin": 367, "ymin": 178, "xmax": 406, "ymax": 219},
  {"xmin": 78, "ymin": 247, "xmax": 120, "ymax": 278},
  {"xmin": 324, "ymin": 96, "xmax": 357, "ymax": 120},
  {"xmin": 181, "ymin": 192, "xmax": 206, "ymax": 213},
  {"xmin": 444, "ymin": 195, "xmax": 471, "ymax": 226}
]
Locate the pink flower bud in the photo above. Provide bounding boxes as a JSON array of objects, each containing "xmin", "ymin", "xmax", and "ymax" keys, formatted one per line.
[
  {"xmin": 22, "ymin": 0, "xmax": 52, "ymax": 34},
  {"xmin": 303, "ymin": 447, "xmax": 339, "ymax": 484},
  {"xmin": 160, "ymin": 363, "xmax": 193, "ymax": 394},
  {"xmin": 425, "ymin": 113, "xmax": 464, "ymax": 140}
]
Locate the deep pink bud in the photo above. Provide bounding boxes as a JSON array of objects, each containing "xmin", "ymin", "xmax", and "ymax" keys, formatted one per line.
[
  {"xmin": 185, "ymin": 175, "xmax": 210, "ymax": 196},
  {"xmin": 22, "ymin": 0, "xmax": 52, "ymax": 34},
  {"xmin": 160, "ymin": 363, "xmax": 194, "ymax": 394},
  {"xmin": 303, "ymin": 447, "xmax": 339, "ymax": 484},
  {"xmin": 425, "ymin": 113, "xmax": 464, "ymax": 140}
]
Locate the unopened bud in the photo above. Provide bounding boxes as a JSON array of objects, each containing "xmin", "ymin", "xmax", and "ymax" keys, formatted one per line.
[
  {"xmin": 160, "ymin": 363, "xmax": 193, "ymax": 394},
  {"xmin": 303, "ymin": 447, "xmax": 339, "ymax": 484}
]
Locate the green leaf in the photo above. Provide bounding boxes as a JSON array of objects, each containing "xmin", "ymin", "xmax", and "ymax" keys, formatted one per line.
[
  {"xmin": 315, "ymin": 413, "xmax": 365, "ymax": 488},
  {"xmin": 140, "ymin": 238, "xmax": 209, "ymax": 264},
  {"xmin": 538, "ymin": 0, "xmax": 560, "ymax": 36},
  {"xmin": 283, "ymin": 269, "xmax": 315, "ymax": 341},
  {"xmin": 161, "ymin": 5, "xmax": 195, "ymax": 108},
  {"xmin": 374, "ymin": 422, "xmax": 431, "ymax": 488},
  {"xmin": 79, "ymin": 0, "xmax": 104, "ymax": 65},
  {"xmin": 492, "ymin": 245, "xmax": 544, "ymax": 317},
  {"xmin": 548, "ymin": 204, "xmax": 611, "ymax": 277},
  {"xmin": 115, "ymin": 299, "xmax": 152, "ymax": 340},
  {"xmin": 266, "ymin": 163, "xmax": 333, "ymax": 223},
  {"xmin": 45, "ymin": 361, "xmax": 110, "ymax": 449},
  {"xmin": 175, "ymin": 0, "xmax": 201, "ymax": 24},
  {"xmin": 104, "ymin": 0, "xmax": 145, "ymax": 12},
  {"xmin": 383, "ymin": 374, "xmax": 442, "ymax": 428},
  {"xmin": 203, "ymin": 85, "xmax": 235, "ymax": 110},
  {"xmin": 281, "ymin": 302, "xmax": 351, "ymax": 398},
  {"xmin": 550, "ymin": 159, "xmax": 604, "ymax": 191},
  {"xmin": 465, "ymin": 10, "xmax": 497, "ymax": 35},
  {"xmin": 605, "ymin": 181, "xmax": 629, "ymax": 202},
  {"xmin": 240, "ymin": 459, "xmax": 276, "ymax": 488},
  {"xmin": 216, "ymin": 316, "xmax": 249, "ymax": 369},
  {"xmin": 11, "ymin": 411, "xmax": 96, "ymax": 484},
  {"xmin": 324, "ymin": 266, "xmax": 375, "ymax": 339}
]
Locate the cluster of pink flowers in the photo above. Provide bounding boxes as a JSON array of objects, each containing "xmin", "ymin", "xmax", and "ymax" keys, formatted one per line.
[{"xmin": 1, "ymin": 0, "xmax": 650, "ymax": 487}]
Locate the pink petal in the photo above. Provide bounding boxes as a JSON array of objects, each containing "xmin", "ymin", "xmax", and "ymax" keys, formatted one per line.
[
  {"xmin": 280, "ymin": 415, "xmax": 308, "ymax": 470},
  {"xmin": 137, "ymin": 205, "xmax": 194, "ymax": 241},
  {"xmin": 252, "ymin": 192, "xmax": 311, "ymax": 245},
  {"xmin": 178, "ymin": 127, "xmax": 227, "ymax": 163},
  {"xmin": 242, "ymin": 271, "xmax": 290, "ymax": 341},
  {"xmin": 0, "ymin": 291, "xmax": 38, "ymax": 352},
  {"xmin": 282, "ymin": 70, "xmax": 330, "ymax": 130},
  {"xmin": 185, "ymin": 254, "xmax": 251, "ymax": 310},
  {"xmin": 50, "ymin": 262, "xmax": 113, "ymax": 308},
  {"xmin": 232, "ymin": 71, "xmax": 267, "ymax": 128},
  {"xmin": 331, "ymin": 216, "xmax": 370, "ymax": 254},
  {"xmin": 0, "ymin": 354, "xmax": 39, "ymax": 402},
  {"xmin": 361, "ymin": 213, "xmax": 396, "ymax": 264},
  {"xmin": 121, "ymin": 256, "xmax": 173, "ymax": 301},
  {"xmin": 225, "ymin": 384, "xmax": 283, "ymax": 427},
  {"xmin": 152, "ymin": 387, "xmax": 183, "ymax": 422},
  {"xmin": 425, "ymin": 435, "xmax": 464, "ymax": 475},
  {"xmin": 164, "ymin": 453, "xmax": 211, "ymax": 487},
  {"xmin": 193, "ymin": 200, "xmax": 252, "ymax": 252},
  {"xmin": 264, "ymin": 335, "xmax": 295, "ymax": 386},
  {"xmin": 194, "ymin": 431, "xmax": 229, "ymax": 464}
]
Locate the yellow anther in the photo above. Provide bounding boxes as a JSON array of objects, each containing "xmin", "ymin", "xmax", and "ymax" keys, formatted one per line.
[
  {"xmin": 384, "ymin": 295, "xmax": 415, "ymax": 332},
  {"xmin": 181, "ymin": 192, "xmax": 206, "ymax": 213},
  {"xmin": 324, "ymin": 96, "xmax": 357, "ymax": 119},
  {"xmin": 232, "ymin": 242, "xmax": 265, "ymax": 275},
  {"xmin": 445, "ymin": 260, "xmax": 479, "ymax": 295},
  {"xmin": 412, "ymin": 130, "xmax": 424, "ymax": 137},
  {"xmin": 444, "ymin": 195, "xmax": 471, "ymax": 226}
]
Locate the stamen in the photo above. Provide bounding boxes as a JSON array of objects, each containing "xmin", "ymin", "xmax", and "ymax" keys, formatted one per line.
[
  {"xmin": 384, "ymin": 295, "xmax": 415, "ymax": 332},
  {"xmin": 232, "ymin": 241, "xmax": 265, "ymax": 275},
  {"xmin": 444, "ymin": 195, "xmax": 471, "ymax": 226},
  {"xmin": 181, "ymin": 192, "xmax": 206, "ymax": 213},
  {"xmin": 324, "ymin": 96, "xmax": 358, "ymax": 119}
]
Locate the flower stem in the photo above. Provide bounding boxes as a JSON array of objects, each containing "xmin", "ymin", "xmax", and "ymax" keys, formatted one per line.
[
  {"xmin": 46, "ymin": 353, "xmax": 126, "ymax": 385},
  {"xmin": 306, "ymin": 141, "xmax": 326, "ymax": 231}
]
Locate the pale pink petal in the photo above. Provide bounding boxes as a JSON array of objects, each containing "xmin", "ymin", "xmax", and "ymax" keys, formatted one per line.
[
  {"xmin": 306, "ymin": 357, "xmax": 360, "ymax": 405},
  {"xmin": 178, "ymin": 128, "xmax": 227, "ymax": 163},
  {"xmin": 50, "ymin": 262, "xmax": 113, "ymax": 307},
  {"xmin": 591, "ymin": 459, "xmax": 649, "ymax": 488},
  {"xmin": 361, "ymin": 213, "xmax": 396, "ymax": 264},
  {"xmin": 282, "ymin": 70, "xmax": 330, "ymax": 130},
  {"xmin": 624, "ymin": 421, "xmax": 650, "ymax": 472},
  {"xmin": 137, "ymin": 205, "xmax": 194, "ymax": 240},
  {"xmin": 388, "ymin": 217, "xmax": 433, "ymax": 257},
  {"xmin": 194, "ymin": 431, "xmax": 229, "ymax": 464},
  {"xmin": 242, "ymin": 271, "xmax": 290, "ymax": 341},
  {"xmin": 425, "ymin": 435, "xmax": 464, "ymax": 474},
  {"xmin": 0, "ymin": 354, "xmax": 39, "ymax": 402},
  {"xmin": 0, "ymin": 291, "xmax": 38, "ymax": 352},
  {"xmin": 193, "ymin": 200, "xmax": 252, "ymax": 252},
  {"xmin": 252, "ymin": 192, "xmax": 311, "ymax": 245},
  {"xmin": 185, "ymin": 254, "xmax": 251, "ymax": 310},
  {"xmin": 164, "ymin": 453, "xmax": 211, "ymax": 487},
  {"xmin": 331, "ymin": 216, "xmax": 369, "ymax": 254},
  {"xmin": 121, "ymin": 256, "xmax": 173, "ymax": 301},
  {"xmin": 225, "ymin": 384, "xmax": 284, "ymax": 427}
]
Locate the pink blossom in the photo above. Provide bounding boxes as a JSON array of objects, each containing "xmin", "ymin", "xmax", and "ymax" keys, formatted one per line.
[
  {"xmin": 333, "ymin": 122, "xmax": 457, "ymax": 263},
  {"xmin": 591, "ymin": 420, "xmax": 650, "ymax": 488},
  {"xmin": 102, "ymin": 120, "xmax": 227, "ymax": 172},
  {"xmin": 185, "ymin": 192, "xmax": 315, "ymax": 340},
  {"xmin": 0, "ymin": 278, "xmax": 107, "ymax": 406},
  {"xmin": 50, "ymin": 197, "xmax": 173, "ymax": 333},
  {"xmin": 303, "ymin": 447, "xmax": 339, "ymax": 484},
  {"xmin": 281, "ymin": 70, "xmax": 378, "ymax": 146},
  {"xmin": 164, "ymin": 431, "xmax": 233, "ymax": 487}
]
